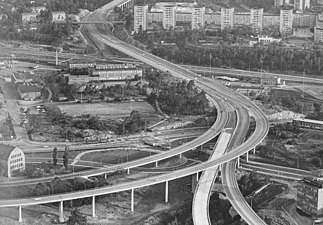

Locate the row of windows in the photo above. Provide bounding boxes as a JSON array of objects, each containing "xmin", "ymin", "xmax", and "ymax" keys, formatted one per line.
[
  {"xmin": 11, "ymin": 153, "xmax": 22, "ymax": 159},
  {"xmin": 10, "ymin": 163, "xmax": 23, "ymax": 170},
  {"xmin": 10, "ymin": 157, "xmax": 23, "ymax": 164}
]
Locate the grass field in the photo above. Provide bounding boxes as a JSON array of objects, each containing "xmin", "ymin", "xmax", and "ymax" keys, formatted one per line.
[
  {"xmin": 80, "ymin": 150, "xmax": 154, "ymax": 164},
  {"xmin": 58, "ymin": 101, "xmax": 158, "ymax": 118}
]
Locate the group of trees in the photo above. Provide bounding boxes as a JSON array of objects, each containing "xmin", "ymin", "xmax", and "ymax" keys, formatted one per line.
[
  {"xmin": 117, "ymin": 110, "xmax": 146, "ymax": 135},
  {"xmin": 0, "ymin": 0, "xmax": 78, "ymax": 46},
  {"xmin": 147, "ymin": 80, "xmax": 210, "ymax": 116},
  {"xmin": 33, "ymin": 175, "xmax": 110, "ymax": 197},
  {"xmin": 152, "ymin": 42, "xmax": 323, "ymax": 75}
]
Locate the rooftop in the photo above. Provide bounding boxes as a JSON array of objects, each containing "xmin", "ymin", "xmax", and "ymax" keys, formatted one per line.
[
  {"xmin": 294, "ymin": 118, "xmax": 323, "ymax": 125},
  {"xmin": 0, "ymin": 144, "xmax": 15, "ymax": 160},
  {"xmin": 52, "ymin": 11, "xmax": 65, "ymax": 15},
  {"xmin": 17, "ymin": 83, "xmax": 42, "ymax": 93}
]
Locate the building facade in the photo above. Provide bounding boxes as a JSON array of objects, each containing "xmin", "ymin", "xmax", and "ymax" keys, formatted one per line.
[
  {"xmin": 263, "ymin": 14, "xmax": 280, "ymax": 27},
  {"xmin": 205, "ymin": 12, "xmax": 221, "ymax": 25},
  {"xmin": 51, "ymin": 11, "xmax": 66, "ymax": 23},
  {"xmin": 68, "ymin": 64, "xmax": 142, "ymax": 84},
  {"xmin": 294, "ymin": 0, "xmax": 310, "ymax": 11},
  {"xmin": 315, "ymin": 13, "xmax": 323, "ymax": 42},
  {"xmin": 0, "ymin": 144, "xmax": 25, "ymax": 178},
  {"xmin": 297, "ymin": 178, "xmax": 323, "ymax": 217},
  {"xmin": 162, "ymin": 5, "xmax": 176, "ymax": 29},
  {"xmin": 134, "ymin": 4, "xmax": 148, "ymax": 32},
  {"xmin": 221, "ymin": 8, "xmax": 234, "ymax": 30},
  {"xmin": 233, "ymin": 12, "xmax": 250, "ymax": 26},
  {"xmin": 191, "ymin": 7, "xmax": 205, "ymax": 30},
  {"xmin": 280, "ymin": 8, "xmax": 293, "ymax": 35},
  {"xmin": 17, "ymin": 83, "xmax": 42, "ymax": 100},
  {"xmin": 21, "ymin": 12, "xmax": 38, "ymax": 24},
  {"xmin": 250, "ymin": 8, "xmax": 263, "ymax": 33}
]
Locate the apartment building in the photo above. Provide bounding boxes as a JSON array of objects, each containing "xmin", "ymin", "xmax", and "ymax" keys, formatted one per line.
[
  {"xmin": 280, "ymin": 8, "xmax": 293, "ymax": 35},
  {"xmin": 134, "ymin": 4, "xmax": 148, "ymax": 32},
  {"xmin": 221, "ymin": 8, "xmax": 234, "ymax": 30},
  {"xmin": 294, "ymin": 0, "xmax": 310, "ymax": 11},
  {"xmin": 250, "ymin": 8, "xmax": 263, "ymax": 33},
  {"xmin": 192, "ymin": 6, "xmax": 205, "ymax": 30},
  {"xmin": 162, "ymin": 5, "xmax": 176, "ymax": 29},
  {"xmin": 297, "ymin": 177, "xmax": 323, "ymax": 217},
  {"xmin": 233, "ymin": 12, "xmax": 250, "ymax": 26},
  {"xmin": 205, "ymin": 12, "xmax": 221, "ymax": 25}
]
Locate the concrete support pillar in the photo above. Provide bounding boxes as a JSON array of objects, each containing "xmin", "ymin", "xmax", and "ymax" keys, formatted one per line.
[
  {"xmin": 196, "ymin": 172, "xmax": 199, "ymax": 181},
  {"xmin": 92, "ymin": 196, "xmax": 96, "ymax": 218},
  {"xmin": 191, "ymin": 174, "xmax": 198, "ymax": 193},
  {"xmin": 104, "ymin": 173, "xmax": 107, "ymax": 179},
  {"xmin": 59, "ymin": 201, "xmax": 64, "ymax": 222},
  {"xmin": 237, "ymin": 156, "xmax": 240, "ymax": 168},
  {"xmin": 18, "ymin": 206, "xmax": 22, "ymax": 223},
  {"xmin": 155, "ymin": 161, "xmax": 158, "ymax": 167},
  {"xmin": 246, "ymin": 151, "xmax": 249, "ymax": 162},
  {"xmin": 127, "ymin": 168, "xmax": 130, "ymax": 174},
  {"xmin": 179, "ymin": 153, "xmax": 182, "ymax": 159},
  {"xmin": 165, "ymin": 181, "xmax": 169, "ymax": 203},
  {"xmin": 253, "ymin": 147, "xmax": 256, "ymax": 154},
  {"xmin": 131, "ymin": 188, "xmax": 134, "ymax": 212}
]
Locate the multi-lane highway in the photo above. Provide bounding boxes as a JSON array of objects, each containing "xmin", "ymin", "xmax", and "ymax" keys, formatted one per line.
[
  {"xmin": 0, "ymin": 1, "xmax": 269, "ymax": 224},
  {"xmin": 192, "ymin": 107, "xmax": 238, "ymax": 225}
]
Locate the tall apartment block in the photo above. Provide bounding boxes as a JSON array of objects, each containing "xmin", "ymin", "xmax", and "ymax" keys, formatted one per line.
[
  {"xmin": 280, "ymin": 8, "xmax": 293, "ymax": 35},
  {"xmin": 134, "ymin": 4, "xmax": 148, "ymax": 32},
  {"xmin": 162, "ymin": 5, "xmax": 176, "ymax": 29},
  {"xmin": 192, "ymin": 6, "xmax": 205, "ymax": 30},
  {"xmin": 274, "ymin": 0, "xmax": 290, "ymax": 6},
  {"xmin": 221, "ymin": 8, "xmax": 234, "ymax": 30},
  {"xmin": 297, "ymin": 178, "xmax": 323, "ymax": 217},
  {"xmin": 250, "ymin": 8, "xmax": 263, "ymax": 33},
  {"xmin": 294, "ymin": 0, "xmax": 310, "ymax": 10},
  {"xmin": 314, "ymin": 13, "xmax": 323, "ymax": 42}
]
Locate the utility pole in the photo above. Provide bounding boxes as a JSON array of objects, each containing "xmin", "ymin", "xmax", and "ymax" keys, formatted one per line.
[{"xmin": 55, "ymin": 47, "xmax": 59, "ymax": 66}]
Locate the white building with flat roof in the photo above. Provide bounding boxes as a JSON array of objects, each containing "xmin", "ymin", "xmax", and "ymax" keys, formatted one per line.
[
  {"xmin": 250, "ymin": 8, "xmax": 263, "ymax": 33},
  {"xmin": 280, "ymin": 8, "xmax": 293, "ymax": 35},
  {"xmin": 221, "ymin": 8, "xmax": 234, "ymax": 30},
  {"xmin": 51, "ymin": 11, "xmax": 66, "ymax": 23},
  {"xmin": 134, "ymin": 4, "xmax": 148, "ymax": 32},
  {"xmin": 162, "ymin": 5, "xmax": 176, "ymax": 29},
  {"xmin": 192, "ymin": 6, "xmax": 205, "ymax": 30}
]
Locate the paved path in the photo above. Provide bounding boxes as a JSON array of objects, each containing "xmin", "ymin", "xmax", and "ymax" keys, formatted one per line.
[{"xmin": 0, "ymin": 78, "xmax": 29, "ymax": 141}]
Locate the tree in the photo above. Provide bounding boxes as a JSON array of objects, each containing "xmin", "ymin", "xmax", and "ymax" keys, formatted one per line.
[
  {"xmin": 312, "ymin": 157, "xmax": 322, "ymax": 168},
  {"xmin": 67, "ymin": 208, "xmax": 87, "ymax": 225},
  {"xmin": 314, "ymin": 102, "xmax": 321, "ymax": 113},
  {"xmin": 53, "ymin": 147, "xmax": 58, "ymax": 166},
  {"xmin": 63, "ymin": 146, "xmax": 69, "ymax": 170}
]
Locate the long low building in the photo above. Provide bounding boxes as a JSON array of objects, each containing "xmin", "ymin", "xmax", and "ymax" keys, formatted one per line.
[
  {"xmin": 67, "ymin": 68, "xmax": 142, "ymax": 84},
  {"xmin": 293, "ymin": 118, "xmax": 323, "ymax": 130}
]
